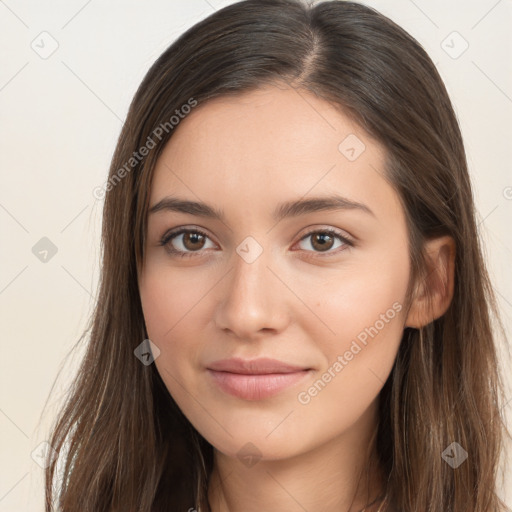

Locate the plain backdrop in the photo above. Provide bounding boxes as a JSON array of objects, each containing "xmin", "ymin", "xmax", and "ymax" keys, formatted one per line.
[{"xmin": 1, "ymin": 0, "xmax": 511, "ymax": 510}]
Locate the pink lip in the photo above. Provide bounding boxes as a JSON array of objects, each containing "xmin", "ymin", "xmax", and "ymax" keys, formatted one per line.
[{"xmin": 206, "ymin": 358, "xmax": 312, "ymax": 400}]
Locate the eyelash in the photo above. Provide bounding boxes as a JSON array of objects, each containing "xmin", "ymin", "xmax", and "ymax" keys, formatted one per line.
[{"xmin": 158, "ymin": 226, "xmax": 354, "ymax": 259}]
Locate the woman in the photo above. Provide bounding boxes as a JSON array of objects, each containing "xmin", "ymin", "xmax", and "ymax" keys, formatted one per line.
[{"xmin": 43, "ymin": 1, "xmax": 510, "ymax": 510}]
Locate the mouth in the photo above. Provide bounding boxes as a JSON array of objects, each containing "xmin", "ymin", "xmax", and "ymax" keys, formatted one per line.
[{"xmin": 206, "ymin": 357, "xmax": 313, "ymax": 400}]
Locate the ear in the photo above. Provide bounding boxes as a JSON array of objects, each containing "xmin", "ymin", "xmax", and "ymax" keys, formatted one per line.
[{"xmin": 405, "ymin": 235, "xmax": 456, "ymax": 329}]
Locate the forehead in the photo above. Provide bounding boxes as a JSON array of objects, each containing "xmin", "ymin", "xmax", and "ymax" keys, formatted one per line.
[{"xmin": 150, "ymin": 84, "xmax": 400, "ymax": 222}]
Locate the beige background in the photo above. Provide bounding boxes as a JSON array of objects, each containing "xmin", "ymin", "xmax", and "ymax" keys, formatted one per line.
[{"xmin": 1, "ymin": 0, "xmax": 511, "ymax": 510}]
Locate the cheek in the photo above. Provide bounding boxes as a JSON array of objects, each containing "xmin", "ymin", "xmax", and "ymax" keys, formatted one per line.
[
  {"xmin": 291, "ymin": 251, "xmax": 409, "ymax": 404},
  {"xmin": 138, "ymin": 264, "xmax": 215, "ymax": 409},
  {"xmin": 296, "ymin": 247, "xmax": 409, "ymax": 351},
  {"xmin": 282, "ymin": 274, "xmax": 407, "ymax": 453},
  {"xmin": 139, "ymin": 264, "xmax": 212, "ymax": 341},
  {"xmin": 323, "ymin": 272, "xmax": 406, "ymax": 358}
]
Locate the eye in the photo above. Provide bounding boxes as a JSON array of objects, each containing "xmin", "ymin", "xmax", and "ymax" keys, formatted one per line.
[
  {"xmin": 294, "ymin": 228, "xmax": 354, "ymax": 256},
  {"xmin": 158, "ymin": 226, "xmax": 354, "ymax": 259},
  {"xmin": 159, "ymin": 227, "xmax": 217, "ymax": 258}
]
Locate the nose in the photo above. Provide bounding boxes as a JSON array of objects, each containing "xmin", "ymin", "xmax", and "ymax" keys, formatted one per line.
[{"xmin": 213, "ymin": 241, "xmax": 290, "ymax": 341}]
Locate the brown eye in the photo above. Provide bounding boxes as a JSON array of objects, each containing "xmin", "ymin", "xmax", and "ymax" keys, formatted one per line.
[
  {"xmin": 181, "ymin": 232, "xmax": 206, "ymax": 251},
  {"xmin": 296, "ymin": 228, "xmax": 353, "ymax": 256},
  {"xmin": 310, "ymin": 232, "xmax": 335, "ymax": 252},
  {"xmin": 159, "ymin": 228, "xmax": 216, "ymax": 258}
]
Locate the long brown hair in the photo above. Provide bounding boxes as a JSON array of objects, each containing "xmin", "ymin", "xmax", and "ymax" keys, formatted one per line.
[{"xmin": 42, "ymin": 1, "xmax": 510, "ymax": 510}]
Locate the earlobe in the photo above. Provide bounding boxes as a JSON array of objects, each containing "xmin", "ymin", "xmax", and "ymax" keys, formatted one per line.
[{"xmin": 405, "ymin": 235, "xmax": 456, "ymax": 329}]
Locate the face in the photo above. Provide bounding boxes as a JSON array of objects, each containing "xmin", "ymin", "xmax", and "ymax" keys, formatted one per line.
[{"xmin": 138, "ymin": 83, "xmax": 411, "ymax": 461}]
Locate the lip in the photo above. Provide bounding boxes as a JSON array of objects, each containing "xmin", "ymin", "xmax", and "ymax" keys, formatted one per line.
[
  {"xmin": 207, "ymin": 357, "xmax": 310, "ymax": 374},
  {"xmin": 206, "ymin": 358, "xmax": 312, "ymax": 400}
]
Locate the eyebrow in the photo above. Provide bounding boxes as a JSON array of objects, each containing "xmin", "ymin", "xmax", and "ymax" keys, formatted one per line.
[{"xmin": 148, "ymin": 194, "xmax": 375, "ymax": 222}]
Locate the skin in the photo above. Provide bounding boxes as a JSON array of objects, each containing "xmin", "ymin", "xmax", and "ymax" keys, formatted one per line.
[{"xmin": 138, "ymin": 83, "xmax": 455, "ymax": 512}]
